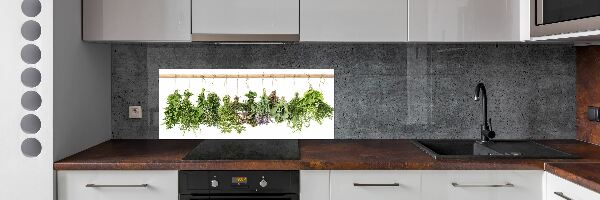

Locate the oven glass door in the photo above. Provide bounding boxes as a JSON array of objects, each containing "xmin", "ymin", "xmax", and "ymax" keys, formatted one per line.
[
  {"xmin": 538, "ymin": 0, "xmax": 600, "ymax": 25},
  {"xmin": 180, "ymin": 194, "xmax": 298, "ymax": 200}
]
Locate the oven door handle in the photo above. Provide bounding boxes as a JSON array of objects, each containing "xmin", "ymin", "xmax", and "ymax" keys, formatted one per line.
[{"xmin": 180, "ymin": 194, "xmax": 298, "ymax": 200}]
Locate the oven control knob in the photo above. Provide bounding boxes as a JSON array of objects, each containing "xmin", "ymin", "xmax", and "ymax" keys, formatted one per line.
[
  {"xmin": 211, "ymin": 180, "xmax": 219, "ymax": 188},
  {"xmin": 259, "ymin": 179, "xmax": 268, "ymax": 188}
]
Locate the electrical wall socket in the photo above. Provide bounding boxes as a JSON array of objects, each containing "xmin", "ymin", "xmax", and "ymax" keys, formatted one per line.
[{"xmin": 129, "ymin": 106, "xmax": 142, "ymax": 119}]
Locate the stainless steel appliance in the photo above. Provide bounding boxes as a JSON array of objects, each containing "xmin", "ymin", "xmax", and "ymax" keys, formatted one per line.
[
  {"xmin": 532, "ymin": 0, "xmax": 600, "ymax": 37},
  {"xmin": 179, "ymin": 171, "xmax": 299, "ymax": 200}
]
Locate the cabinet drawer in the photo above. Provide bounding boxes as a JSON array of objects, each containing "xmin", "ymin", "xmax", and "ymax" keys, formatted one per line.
[
  {"xmin": 330, "ymin": 170, "xmax": 420, "ymax": 200},
  {"xmin": 545, "ymin": 172, "xmax": 600, "ymax": 200},
  {"xmin": 57, "ymin": 170, "xmax": 178, "ymax": 200},
  {"xmin": 421, "ymin": 170, "xmax": 543, "ymax": 200}
]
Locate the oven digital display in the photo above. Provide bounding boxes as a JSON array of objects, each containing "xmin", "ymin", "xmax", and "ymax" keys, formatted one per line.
[{"xmin": 232, "ymin": 177, "xmax": 248, "ymax": 186}]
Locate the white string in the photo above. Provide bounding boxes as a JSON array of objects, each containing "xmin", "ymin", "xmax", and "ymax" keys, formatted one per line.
[
  {"xmin": 173, "ymin": 77, "xmax": 177, "ymax": 92},
  {"xmin": 307, "ymin": 74, "xmax": 311, "ymax": 89},
  {"xmin": 261, "ymin": 72, "xmax": 265, "ymax": 91},
  {"xmin": 271, "ymin": 76, "xmax": 275, "ymax": 93},
  {"xmin": 245, "ymin": 77, "xmax": 250, "ymax": 91}
]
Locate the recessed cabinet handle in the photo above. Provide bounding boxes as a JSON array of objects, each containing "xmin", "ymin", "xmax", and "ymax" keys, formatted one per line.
[
  {"xmin": 451, "ymin": 182, "xmax": 514, "ymax": 188},
  {"xmin": 554, "ymin": 192, "xmax": 573, "ymax": 200},
  {"xmin": 353, "ymin": 183, "xmax": 400, "ymax": 187},
  {"xmin": 85, "ymin": 184, "xmax": 149, "ymax": 188}
]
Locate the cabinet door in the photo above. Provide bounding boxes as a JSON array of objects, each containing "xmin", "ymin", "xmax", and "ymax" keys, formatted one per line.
[
  {"xmin": 83, "ymin": 0, "xmax": 191, "ymax": 41},
  {"xmin": 409, "ymin": 0, "xmax": 529, "ymax": 42},
  {"xmin": 192, "ymin": 0, "xmax": 299, "ymax": 40},
  {"xmin": 330, "ymin": 170, "xmax": 420, "ymax": 200},
  {"xmin": 421, "ymin": 170, "xmax": 543, "ymax": 200},
  {"xmin": 57, "ymin": 170, "xmax": 178, "ymax": 200},
  {"xmin": 301, "ymin": 0, "xmax": 408, "ymax": 42},
  {"xmin": 545, "ymin": 172, "xmax": 600, "ymax": 200},
  {"xmin": 300, "ymin": 171, "xmax": 330, "ymax": 200}
]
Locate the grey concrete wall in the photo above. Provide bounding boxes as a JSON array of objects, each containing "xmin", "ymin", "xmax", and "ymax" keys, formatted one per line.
[{"xmin": 112, "ymin": 43, "xmax": 576, "ymax": 139}]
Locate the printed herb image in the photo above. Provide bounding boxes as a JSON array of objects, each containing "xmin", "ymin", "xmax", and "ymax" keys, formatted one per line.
[{"xmin": 162, "ymin": 87, "xmax": 333, "ymax": 134}]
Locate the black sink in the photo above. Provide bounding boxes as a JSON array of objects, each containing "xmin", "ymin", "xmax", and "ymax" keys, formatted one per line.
[{"xmin": 412, "ymin": 140, "xmax": 578, "ymax": 160}]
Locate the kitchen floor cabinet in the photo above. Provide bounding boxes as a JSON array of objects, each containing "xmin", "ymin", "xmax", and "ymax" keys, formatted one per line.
[
  {"xmin": 300, "ymin": 0, "xmax": 408, "ymax": 42},
  {"xmin": 300, "ymin": 171, "xmax": 330, "ymax": 200},
  {"xmin": 330, "ymin": 170, "xmax": 421, "ymax": 200},
  {"xmin": 421, "ymin": 170, "xmax": 543, "ymax": 200},
  {"xmin": 307, "ymin": 170, "xmax": 546, "ymax": 200},
  {"xmin": 57, "ymin": 170, "xmax": 178, "ymax": 200},
  {"xmin": 545, "ymin": 172, "xmax": 600, "ymax": 200}
]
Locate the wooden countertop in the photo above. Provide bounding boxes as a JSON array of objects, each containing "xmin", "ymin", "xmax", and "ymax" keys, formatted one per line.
[
  {"xmin": 545, "ymin": 162, "xmax": 600, "ymax": 194},
  {"xmin": 54, "ymin": 139, "xmax": 600, "ymax": 170},
  {"xmin": 54, "ymin": 139, "xmax": 600, "ymax": 193}
]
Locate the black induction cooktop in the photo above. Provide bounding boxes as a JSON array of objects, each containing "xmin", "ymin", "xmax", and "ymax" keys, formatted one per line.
[{"xmin": 183, "ymin": 140, "xmax": 300, "ymax": 160}]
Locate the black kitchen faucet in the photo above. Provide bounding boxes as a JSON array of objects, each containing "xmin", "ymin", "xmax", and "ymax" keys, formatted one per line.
[{"xmin": 474, "ymin": 83, "xmax": 495, "ymax": 142}]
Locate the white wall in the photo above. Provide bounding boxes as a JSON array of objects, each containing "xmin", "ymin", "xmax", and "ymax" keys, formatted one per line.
[
  {"xmin": 53, "ymin": 0, "xmax": 111, "ymax": 161},
  {"xmin": 0, "ymin": 0, "xmax": 54, "ymax": 199}
]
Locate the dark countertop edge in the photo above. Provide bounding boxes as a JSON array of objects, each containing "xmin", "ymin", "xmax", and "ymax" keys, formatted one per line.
[
  {"xmin": 54, "ymin": 161, "xmax": 544, "ymax": 170},
  {"xmin": 545, "ymin": 162, "xmax": 600, "ymax": 194}
]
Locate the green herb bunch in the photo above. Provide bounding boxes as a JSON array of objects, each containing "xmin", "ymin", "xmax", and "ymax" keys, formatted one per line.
[
  {"xmin": 163, "ymin": 90, "xmax": 182, "ymax": 129},
  {"xmin": 163, "ymin": 88, "xmax": 333, "ymax": 133},
  {"xmin": 242, "ymin": 91, "xmax": 258, "ymax": 127},
  {"xmin": 301, "ymin": 88, "xmax": 334, "ymax": 124},
  {"xmin": 255, "ymin": 89, "xmax": 272, "ymax": 125},
  {"xmin": 203, "ymin": 91, "xmax": 221, "ymax": 127},
  {"xmin": 270, "ymin": 91, "xmax": 290, "ymax": 123},
  {"xmin": 286, "ymin": 92, "xmax": 311, "ymax": 132},
  {"xmin": 179, "ymin": 90, "xmax": 201, "ymax": 132},
  {"xmin": 218, "ymin": 95, "xmax": 246, "ymax": 134}
]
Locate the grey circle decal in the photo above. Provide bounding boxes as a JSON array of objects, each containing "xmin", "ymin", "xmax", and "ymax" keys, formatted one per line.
[
  {"xmin": 21, "ymin": 44, "xmax": 41, "ymax": 64},
  {"xmin": 21, "ymin": 68, "xmax": 41, "ymax": 87},
  {"xmin": 21, "ymin": 0, "xmax": 41, "ymax": 17},
  {"xmin": 21, "ymin": 20, "xmax": 41, "ymax": 41},
  {"xmin": 21, "ymin": 114, "xmax": 41, "ymax": 134},
  {"xmin": 21, "ymin": 91, "xmax": 42, "ymax": 111},
  {"xmin": 21, "ymin": 138, "xmax": 42, "ymax": 157}
]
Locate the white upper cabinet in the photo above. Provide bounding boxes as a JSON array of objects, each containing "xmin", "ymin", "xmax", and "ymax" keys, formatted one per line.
[
  {"xmin": 191, "ymin": 0, "xmax": 300, "ymax": 41},
  {"xmin": 409, "ymin": 0, "xmax": 530, "ymax": 42},
  {"xmin": 83, "ymin": 0, "xmax": 191, "ymax": 42},
  {"xmin": 300, "ymin": 0, "xmax": 408, "ymax": 42}
]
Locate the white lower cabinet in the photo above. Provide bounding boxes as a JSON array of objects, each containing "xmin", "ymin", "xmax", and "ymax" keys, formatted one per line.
[
  {"xmin": 301, "ymin": 170, "xmax": 330, "ymax": 200},
  {"xmin": 545, "ymin": 172, "xmax": 600, "ymax": 200},
  {"xmin": 57, "ymin": 170, "xmax": 178, "ymax": 200},
  {"xmin": 421, "ymin": 170, "xmax": 543, "ymax": 200},
  {"xmin": 330, "ymin": 170, "xmax": 421, "ymax": 200}
]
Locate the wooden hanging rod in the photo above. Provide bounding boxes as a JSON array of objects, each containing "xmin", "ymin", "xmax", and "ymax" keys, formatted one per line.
[{"xmin": 159, "ymin": 74, "xmax": 334, "ymax": 79}]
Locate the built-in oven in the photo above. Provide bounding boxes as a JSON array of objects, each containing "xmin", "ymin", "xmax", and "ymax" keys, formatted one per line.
[
  {"xmin": 179, "ymin": 171, "xmax": 299, "ymax": 200},
  {"xmin": 532, "ymin": 0, "xmax": 600, "ymax": 37}
]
